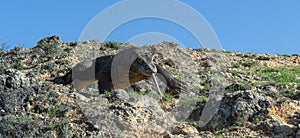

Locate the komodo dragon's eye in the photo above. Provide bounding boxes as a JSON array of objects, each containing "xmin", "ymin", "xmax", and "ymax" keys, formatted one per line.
[{"xmin": 137, "ymin": 58, "xmax": 144, "ymax": 63}]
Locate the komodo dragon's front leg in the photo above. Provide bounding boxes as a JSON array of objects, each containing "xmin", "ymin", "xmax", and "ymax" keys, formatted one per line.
[
  {"xmin": 98, "ymin": 64, "xmax": 113, "ymax": 94},
  {"xmin": 155, "ymin": 64, "xmax": 188, "ymax": 95}
]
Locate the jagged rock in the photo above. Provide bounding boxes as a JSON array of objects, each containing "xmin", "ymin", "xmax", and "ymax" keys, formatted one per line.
[
  {"xmin": 256, "ymin": 55, "xmax": 271, "ymax": 61},
  {"xmin": 78, "ymin": 95, "xmax": 177, "ymax": 137},
  {"xmin": 225, "ymin": 83, "xmax": 252, "ymax": 92},
  {"xmin": 109, "ymin": 89, "xmax": 130, "ymax": 102},
  {"xmin": 264, "ymin": 85, "xmax": 279, "ymax": 93},
  {"xmin": 255, "ymin": 118, "xmax": 296, "ymax": 137},
  {"xmin": 171, "ymin": 124, "xmax": 199, "ymax": 137},
  {"xmin": 4, "ymin": 69, "xmax": 31, "ymax": 89},
  {"xmin": 37, "ymin": 35, "xmax": 62, "ymax": 47},
  {"xmin": 260, "ymin": 99, "xmax": 300, "ymax": 137},
  {"xmin": 192, "ymin": 91, "xmax": 275, "ymax": 131}
]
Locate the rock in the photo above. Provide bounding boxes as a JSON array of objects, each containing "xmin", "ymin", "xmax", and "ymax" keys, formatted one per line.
[
  {"xmin": 248, "ymin": 99, "xmax": 300, "ymax": 137},
  {"xmin": 256, "ymin": 118, "xmax": 296, "ymax": 137},
  {"xmin": 296, "ymin": 128, "xmax": 300, "ymax": 138},
  {"xmin": 192, "ymin": 91, "xmax": 275, "ymax": 131},
  {"xmin": 4, "ymin": 69, "xmax": 31, "ymax": 89},
  {"xmin": 264, "ymin": 85, "xmax": 278, "ymax": 93},
  {"xmin": 226, "ymin": 83, "xmax": 252, "ymax": 92},
  {"xmin": 37, "ymin": 35, "xmax": 62, "ymax": 47},
  {"xmin": 109, "ymin": 89, "xmax": 130, "ymax": 102},
  {"xmin": 171, "ymin": 124, "xmax": 199, "ymax": 137},
  {"xmin": 287, "ymin": 119, "xmax": 300, "ymax": 126},
  {"xmin": 256, "ymin": 55, "xmax": 271, "ymax": 61},
  {"xmin": 78, "ymin": 95, "xmax": 177, "ymax": 137},
  {"xmin": 294, "ymin": 92, "xmax": 300, "ymax": 100}
]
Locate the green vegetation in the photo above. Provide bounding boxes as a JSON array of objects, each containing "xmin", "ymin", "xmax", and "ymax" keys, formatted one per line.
[
  {"xmin": 103, "ymin": 41, "xmax": 120, "ymax": 48},
  {"xmin": 282, "ymin": 54, "xmax": 290, "ymax": 57},
  {"xmin": 63, "ymin": 47, "xmax": 73, "ymax": 53},
  {"xmin": 0, "ymin": 114, "xmax": 39, "ymax": 137},
  {"xmin": 234, "ymin": 117, "xmax": 247, "ymax": 126},
  {"xmin": 232, "ymin": 60, "xmax": 258, "ymax": 68},
  {"xmin": 254, "ymin": 66, "xmax": 300, "ymax": 86},
  {"xmin": 163, "ymin": 92, "xmax": 174, "ymax": 101},
  {"xmin": 47, "ymin": 106, "xmax": 58, "ymax": 118},
  {"xmin": 3, "ymin": 115, "xmax": 37, "ymax": 125},
  {"xmin": 47, "ymin": 105, "xmax": 63, "ymax": 118},
  {"xmin": 242, "ymin": 60, "xmax": 258, "ymax": 67},
  {"xmin": 12, "ymin": 61, "xmax": 24, "ymax": 70},
  {"xmin": 0, "ymin": 64, "xmax": 4, "ymax": 74},
  {"xmin": 128, "ymin": 90, "xmax": 147, "ymax": 97},
  {"xmin": 198, "ymin": 95, "xmax": 209, "ymax": 102},
  {"xmin": 230, "ymin": 66, "xmax": 300, "ymax": 97},
  {"xmin": 231, "ymin": 66, "xmax": 300, "ymax": 85},
  {"xmin": 48, "ymin": 117, "xmax": 70, "ymax": 137},
  {"xmin": 101, "ymin": 91, "xmax": 113, "ymax": 98}
]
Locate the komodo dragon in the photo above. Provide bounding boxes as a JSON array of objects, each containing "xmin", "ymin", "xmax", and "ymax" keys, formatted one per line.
[{"xmin": 50, "ymin": 47, "xmax": 186, "ymax": 97}]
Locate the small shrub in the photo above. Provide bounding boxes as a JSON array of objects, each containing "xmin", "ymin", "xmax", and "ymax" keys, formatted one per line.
[
  {"xmin": 103, "ymin": 41, "xmax": 119, "ymax": 48},
  {"xmin": 282, "ymin": 54, "xmax": 290, "ymax": 57},
  {"xmin": 164, "ymin": 92, "xmax": 174, "ymax": 101},
  {"xmin": 12, "ymin": 61, "xmax": 24, "ymax": 70},
  {"xmin": 63, "ymin": 47, "xmax": 73, "ymax": 53},
  {"xmin": 48, "ymin": 117, "xmax": 70, "ymax": 137},
  {"xmin": 242, "ymin": 60, "xmax": 257, "ymax": 67},
  {"xmin": 232, "ymin": 62, "xmax": 241, "ymax": 68},
  {"xmin": 231, "ymin": 60, "xmax": 257, "ymax": 68},
  {"xmin": 100, "ymin": 91, "xmax": 113, "ymax": 99},
  {"xmin": 198, "ymin": 95, "xmax": 209, "ymax": 102}
]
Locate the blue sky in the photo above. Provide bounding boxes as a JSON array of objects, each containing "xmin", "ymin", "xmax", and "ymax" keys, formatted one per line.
[{"xmin": 1, "ymin": 0, "xmax": 299, "ymax": 55}]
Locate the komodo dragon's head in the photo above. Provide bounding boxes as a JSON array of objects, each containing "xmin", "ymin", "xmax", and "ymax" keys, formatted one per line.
[{"xmin": 131, "ymin": 50, "xmax": 157, "ymax": 77}]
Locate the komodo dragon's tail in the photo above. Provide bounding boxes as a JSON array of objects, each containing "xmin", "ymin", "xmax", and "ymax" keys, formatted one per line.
[
  {"xmin": 46, "ymin": 71, "xmax": 73, "ymax": 85},
  {"xmin": 47, "ymin": 70, "xmax": 96, "ymax": 91}
]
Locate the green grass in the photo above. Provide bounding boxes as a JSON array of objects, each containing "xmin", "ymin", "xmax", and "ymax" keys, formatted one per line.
[
  {"xmin": 164, "ymin": 92, "xmax": 174, "ymax": 101},
  {"xmin": 230, "ymin": 66, "xmax": 300, "ymax": 97},
  {"xmin": 12, "ymin": 115, "xmax": 37, "ymax": 124},
  {"xmin": 231, "ymin": 66, "xmax": 300, "ymax": 86},
  {"xmin": 47, "ymin": 117, "xmax": 70, "ymax": 137},
  {"xmin": 128, "ymin": 90, "xmax": 147, "ymax": 97},
  {"xmin": 253, "ymin": 66, "xmax": 300, "ymax": 86},
  {"xmin": 198, "ymin": 95, "xmax": 209, "ymax": 102}
]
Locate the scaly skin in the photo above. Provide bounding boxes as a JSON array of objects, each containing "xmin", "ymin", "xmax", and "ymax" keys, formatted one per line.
[{"xmin": 51, "ymin": 48, "xmax": 187, "ymax": 95}]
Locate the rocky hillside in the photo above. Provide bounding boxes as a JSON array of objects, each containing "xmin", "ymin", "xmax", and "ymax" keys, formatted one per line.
[{"xmin": 0, "ymin": 36, "xmax": 299, "ymax": 138}]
